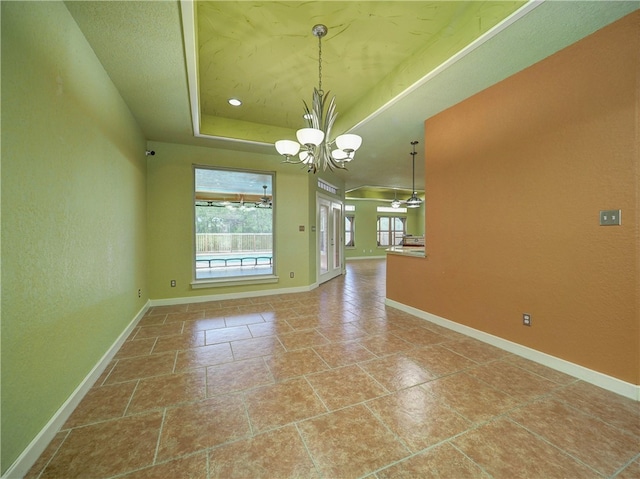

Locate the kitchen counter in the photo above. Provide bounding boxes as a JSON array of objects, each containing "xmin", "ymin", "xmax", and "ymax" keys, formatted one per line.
[{"xmin": 386, "ymin": 246, "xmax": 426, "ymax": 258}]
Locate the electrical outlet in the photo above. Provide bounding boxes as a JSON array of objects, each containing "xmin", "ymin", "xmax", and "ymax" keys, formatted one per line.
[
  {"xmin": 290, "ymin": 272, "xmax": 294, "ymax": 278},
  {"xmin": 523, "ymin": 313, "xmax": 532, "ymax": 326},
  {"xmin": 170, "ymin": 280, "xmax": 176, "ymax": 287}
]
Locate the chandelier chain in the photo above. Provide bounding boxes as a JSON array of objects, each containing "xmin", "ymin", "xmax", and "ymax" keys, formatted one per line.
[{"xmin": 317, "ymin": 34, "xmax": 323, "ymax": 95}]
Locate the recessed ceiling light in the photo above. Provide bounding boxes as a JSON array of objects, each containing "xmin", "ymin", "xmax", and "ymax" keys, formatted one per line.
[{"xmin": 228, "ymin": 98, "xmax": 242, "ymax": 106}]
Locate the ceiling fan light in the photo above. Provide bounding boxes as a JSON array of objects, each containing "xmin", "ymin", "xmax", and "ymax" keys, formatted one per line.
[
  {"xmin": 275, "ymin": 140, "xmax": 300, "ymax": 156},
  {"xmin": 297, "ymin": 128, "xmax": 324, "ymax": 147},
  {"xmin": 335, "ymin": 134, "xmax": 362, "ymax": 152}
]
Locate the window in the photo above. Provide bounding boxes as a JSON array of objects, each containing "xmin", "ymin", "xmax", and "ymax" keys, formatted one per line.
[
  {"xmin": 377, "ymin": 216, "xmax": 406, "ymax": 247},
  {"xmin": 345, "ymin": 215, "xmax": 355, "ymax": 247},
  {"xmin": 194, "ymin": 167, "xmax": 274, "ymax": 281}
]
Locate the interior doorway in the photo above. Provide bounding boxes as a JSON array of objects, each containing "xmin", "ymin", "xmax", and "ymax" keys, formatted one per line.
[{"xmin": 317, "ymin": 194, "xmax": 343, "ymax": 284}]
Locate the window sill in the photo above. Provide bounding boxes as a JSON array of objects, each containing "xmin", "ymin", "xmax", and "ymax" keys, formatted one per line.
[{"xmin": 191, "ymin": 274, "xmax": 279, "ymax": 289}]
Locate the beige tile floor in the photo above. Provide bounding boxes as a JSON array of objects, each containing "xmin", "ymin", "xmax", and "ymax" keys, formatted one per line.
[{"xmin": 27, "ymin": 260, "xmax": 640, "ymax": 478}]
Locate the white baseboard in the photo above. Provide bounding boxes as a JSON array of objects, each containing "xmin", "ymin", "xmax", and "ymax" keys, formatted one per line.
[
  {"xmin": 2, "ymin": 301, "xmax": 150, "ymax": 479},
  {"xmin": 346, "ymin": 255, "xmax": 386, "ymax": 261},
  {"xmin": 386, "ymin": 298, "xmax": 640, "ymax": 402},
  {"xmin": 149, "ymin": 283, "xmax": 318, "ymax": 307}
]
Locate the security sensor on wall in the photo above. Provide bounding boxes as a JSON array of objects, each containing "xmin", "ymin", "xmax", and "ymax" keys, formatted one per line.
[{"xmin": 145, "ymin": 150, "xmax": 155, "ymax": 156}]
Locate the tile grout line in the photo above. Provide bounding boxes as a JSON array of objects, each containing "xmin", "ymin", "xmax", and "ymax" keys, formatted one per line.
[
  {"xmin": 152, "ymin": 408, "xmax": 168, "ymax": 466},
  {"xmin": 294, "ymin": 422, "xmax": 324, "ymax": 479},
  {"xmin": 610, "ymin": 453, "xmax": 640, "ymax": 478},
  {"xmin": 240, "ymin": 392, "xmax": 256, "ymax": 437},
  {"xmin": 122, "ymin": 379, "xmax": 141, "ymax": 417},
  {"xmin": 448, "ymin": 441, "xmax": 497, "ymax": 479},
  {"xmin": 504, "ymin": 416, "xmax": 606, "ymax": 477},
  {"xmin": 31, "ymin": 429, "xmax": 72, "ymax": 479}
]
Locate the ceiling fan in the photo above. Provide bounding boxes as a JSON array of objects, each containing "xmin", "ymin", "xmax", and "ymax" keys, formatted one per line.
[
  {"xmin": 195, "ymin": 186, "xmax": 272, "ymax": 209},
  {"xmin": 255, "ymin": 185, "xmax": 272, "ymax": 209}
]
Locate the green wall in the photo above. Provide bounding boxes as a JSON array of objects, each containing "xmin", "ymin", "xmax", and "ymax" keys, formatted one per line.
[
  {"xmin": 345, "ymin": 199, "xmax": 424, "ymax": 259},
  {"xmin": 1, "ymin": 2, "xmax": 147, "ymax": 472},
  {"xmin": 146, "ymin": 141, "xmax": 326, "ymax": 299}
]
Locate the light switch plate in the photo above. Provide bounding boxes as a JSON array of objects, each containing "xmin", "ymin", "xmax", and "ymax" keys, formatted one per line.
[{"xmin": 600, "ymin": 210, "xmax": 621, "ymax": 226}]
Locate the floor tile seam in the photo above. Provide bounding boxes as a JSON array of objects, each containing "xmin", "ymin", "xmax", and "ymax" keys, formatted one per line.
[
  {"xmin": 98, "ymin": 360, "xmax": 118, "ymax": 387},
  {"xmin": 294, "ymin": 422, "xmax": 324, "ymax": 479},
  {"xmin": 108, "ymin": 365, "xmax": 203, "ymax": 391},
  {"xmin": 547, "ymin": 393, "xmax": 640, "ymax": 441},
  {"xmin": 302, "ymin": 374, "xmax": 332, "ymax": 414},
  {"xmin": 504, "ymin": 357, "xmax": 581, "ymax": 387},
  {"xmin": 504, "ymin": 415, "xmax": 611, "ymax": 477},
  {"xmin": 260, "ymin": 355, "xmax": 278, "ymax": 386},
  {"xmin": 407, "ymin": 358, "xmax": 481, "ymax": 382},
  {"xmin": 461, "ymin": 366, "xmax": 568, "ymax": 403},
  {"xmin": 361, "ymin": 402, "xmax": 413, "ymax": 455},
  {"xmin": 437, "ymin": 342, "xmax": 508, "ymax": 367},
  {"xmin": 415, "ymin": 379, "xmax": 538, "ymax": 426},
  {"xmin": 364, "ymin": 433, "xmax": 491, "ymax": 479},
  {"xmin": 170, "ymin": 349, "xmax": 179, "ymax": 374},
  {"xmin": 151, "ymin": 408, "xmax": 167, "ymax": 467},
  {"xmin": 203, "ymin": 329, "xmax": 253, "ymax": 347},
  {"xmin": 354, "ymin": 362, "xmax": 392, "ymax": 396},
  {"xmin": 610, "ymin": 453, "xmax": 640, "ymax": 478},
  {"xmin": 307, "ymin": 346, "xmax": 333, "ymax": 371},
  {"xmin": 30, "ymin": 429, "xmax": 71, "ymax": 479},
  {"xmin": 240, "ymin": 392, "xmax": 256, "ymax": 436},
  {"xmin": 273, "ymin": 389, "xmax": 402, "ymax": 428},
  {"xmin": 552, "ymin": 378, "xmax": 640, "ymax": 408},
  {"xmin": 121, "ymin": 379, "xmax": 141, "ymax": 417},
  {"xmin": 61, "ymin": 407, "xmax": 167, "ymax": 433},
  {"xmin": 147, "ymin": 336, "xmax": 160, "ymax": 355},
  {"xmin": 448, "ymin": 441, "xmax": 498, "ymax": 479},
  {"xmin": 314, "ymin": 328, "xmax": 333, "ymax": 345},
  {"xmin": 105, "ymin": 449, "xmax": 209, "ymax": 479}
]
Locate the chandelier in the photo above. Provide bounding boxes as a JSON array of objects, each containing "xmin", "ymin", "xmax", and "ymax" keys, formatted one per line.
[
  {"xmin": 275, "ymin": 24, "xmax": 362, "ymax": 173},
  {"xmin": 406, "ymin": 140, "xmax": 423, "ymax": 208}
]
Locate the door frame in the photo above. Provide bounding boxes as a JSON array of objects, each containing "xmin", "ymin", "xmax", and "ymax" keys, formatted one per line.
[{"xmin": 317, "ymin": 193, "xmax": 344, "ymax": 284}]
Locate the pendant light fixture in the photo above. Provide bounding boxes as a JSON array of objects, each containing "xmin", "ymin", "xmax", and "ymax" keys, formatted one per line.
[
  {"xmin": 406, "ymin": 140, "xmax": 423, "ymax": 208},
  {"xmin": 275, "ymin": 24, "xmax": 362, "ymax": 173},
  {"xmin": 391, "ymin": 190, "xmax": 401, "ymax": 208}
]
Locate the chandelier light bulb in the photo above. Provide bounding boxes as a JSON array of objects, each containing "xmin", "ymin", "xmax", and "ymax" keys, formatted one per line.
[
  {"xmin": 297, "ymin": 128, "xmax": 324, "ymax": 147},
  {"xmin": 275, "ymin": 140, "xmax": 300, "ymax": 157},
  {"xmin": 331, "ymin": 149, "xmax": 348, "ymax": 160},
  {"xmin": 335, "ymin": 134, "xmax": 362, "ymax": 154}
]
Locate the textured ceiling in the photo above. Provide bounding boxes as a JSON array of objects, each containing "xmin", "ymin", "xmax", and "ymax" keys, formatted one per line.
[
  {"xmin": 66, "ymin": 1, "xmax": 639, "ymax": 196},
  {"xmin": 195, "ymin": 1, "xmax": 524, "ymax": 137}
]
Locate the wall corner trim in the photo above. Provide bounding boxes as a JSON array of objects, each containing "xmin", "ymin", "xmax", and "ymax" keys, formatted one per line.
[
  {"xmin": 385, "ymin": 298, "xmax": 640, "ymax": 402},
  {"xmin": 2, "ymin": 301, "xmax": 151, "ymax": 479}
]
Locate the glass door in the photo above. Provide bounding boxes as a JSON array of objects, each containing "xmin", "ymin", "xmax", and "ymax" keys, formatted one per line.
[{"xmin": 318, "ymin": 194, "xmax": 343, "ymax": 284}]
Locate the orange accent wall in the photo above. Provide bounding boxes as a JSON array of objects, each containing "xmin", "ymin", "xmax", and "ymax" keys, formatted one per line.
[{"xmin": 387, "ymin": 11, "xmax": 639, "ymax": 385}]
